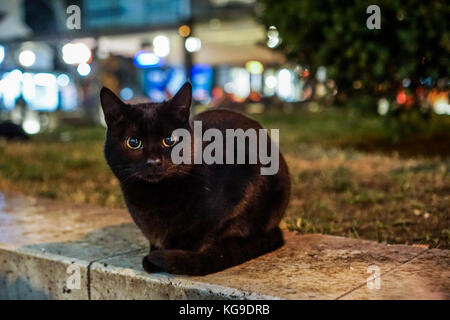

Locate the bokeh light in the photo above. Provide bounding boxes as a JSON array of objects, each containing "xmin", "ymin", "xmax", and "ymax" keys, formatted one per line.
[
  {"xmin": 185, "ymin": 37, "xmax": 202, "ymax": 53},
  {"xmin": 62, "ymin": 42, "xmax": 91, "ymax": 65},
  {"xmin": 18, "ymin": 50, "xmax": 35, "ymax": 67},
  {"xmin": 77, "ymin": 63, "xmax": 91, "ymax": 76},
  {"xmin": 245, "ymin": 60, "xmax": 264, "ymax": 74},
  {"xmin": 153, "ymin": 35, "xmax": 170, "ymax": 57},
  {"xmin": 178, "ymin": 25, "xmax": 191, "ymax": 37}
]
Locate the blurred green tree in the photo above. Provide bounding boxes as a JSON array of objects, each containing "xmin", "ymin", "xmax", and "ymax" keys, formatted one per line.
[{"xmin": 257, "ymin": 0, "xmax": 449, "ymax": 107}]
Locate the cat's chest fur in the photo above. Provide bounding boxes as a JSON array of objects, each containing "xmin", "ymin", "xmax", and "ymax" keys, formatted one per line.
[
  {"xmin": 121, "ymin": 176, "xmax": 218, "ymax": 250},
  {"xmin": 120, "ymin": 163, "xmax": 252, "ymax": 251}
]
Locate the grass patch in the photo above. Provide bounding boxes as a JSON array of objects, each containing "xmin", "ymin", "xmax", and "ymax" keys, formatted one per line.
[{"xmin": 328, "ymin": 166, "xmax": 354, "ymax": 192}]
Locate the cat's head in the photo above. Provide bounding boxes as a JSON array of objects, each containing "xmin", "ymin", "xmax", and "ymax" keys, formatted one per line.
[{"xmin": 100, "ymin": 82, "xmax": 193, "ymax": 184}]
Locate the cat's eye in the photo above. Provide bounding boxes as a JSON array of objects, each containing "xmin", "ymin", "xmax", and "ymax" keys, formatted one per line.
[
  {"xmin": 126, "ymin": 137, "xmax": 143, "ymax": 150},
  {"xmin": 162, "ymin": 135, "xmax": 177, "ymax": 148}
]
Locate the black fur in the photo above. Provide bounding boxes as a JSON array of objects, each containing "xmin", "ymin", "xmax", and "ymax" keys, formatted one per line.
[
  {"xmin": 100, "ymin": 83, "xmax": 290, "ymax": 275},
  {"xmin": 0, "ymin": 121, "xmax": 29, "ymax": 141}
]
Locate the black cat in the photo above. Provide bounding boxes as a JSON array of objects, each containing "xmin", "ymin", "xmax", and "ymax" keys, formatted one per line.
[{"xmin": 100, "ymin": 83, "xmax": 290, "ymax": 275}]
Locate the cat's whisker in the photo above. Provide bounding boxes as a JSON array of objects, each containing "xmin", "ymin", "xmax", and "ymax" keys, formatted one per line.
[
  {"xmin": 109, "ymin": 164, "xmax": 132, "ymax": 170},
  {"xmin": 118, "ymin": 173, "xmax": 138, "ymax": 186}
]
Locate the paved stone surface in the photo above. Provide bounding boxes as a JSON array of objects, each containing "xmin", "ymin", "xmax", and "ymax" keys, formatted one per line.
[
  {"xmin": 90, "ymin": 233, "xmax": 433, "ymax": 300},
  {"xmin": 341, "ymin": 249, "xmax": 450, "ymax": 299},
  {"xmin": 0, "ymin": 192, "xmax": 449, "ymax": 299},
  {"xmin": 191, "ymin": 233, "xmax": 430, "ymax": 299},
  {"xmin": 0, "ymin": 192, "xmax": 133, "ymax": 248}
]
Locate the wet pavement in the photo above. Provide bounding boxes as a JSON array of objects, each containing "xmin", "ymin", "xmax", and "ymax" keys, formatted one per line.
[{"xmin": 0, "ymin": 192, "xmax": 448, "ymax": 299}]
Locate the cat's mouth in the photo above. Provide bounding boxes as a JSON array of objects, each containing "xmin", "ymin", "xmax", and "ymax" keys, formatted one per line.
[{"xmin": 141, "ymin": 173, "xmax": 165, "ymax": 183}]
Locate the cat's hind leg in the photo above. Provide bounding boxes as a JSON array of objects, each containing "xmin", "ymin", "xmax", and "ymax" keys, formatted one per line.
[{"xmin": 145, "ymin": 228, "xmax": 284, "ymax": 275}]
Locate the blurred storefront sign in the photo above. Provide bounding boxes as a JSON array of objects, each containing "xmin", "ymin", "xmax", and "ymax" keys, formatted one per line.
[{"xmin": 84, "ymin": 0, "xmax": 191, "ymax": 30}]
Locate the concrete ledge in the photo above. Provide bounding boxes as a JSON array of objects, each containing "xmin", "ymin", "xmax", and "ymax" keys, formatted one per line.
[
  {"xmin": 0, "ymin": 247, "xmax": 89, "ymax": 299},
  {"xmin": 0, "ymin": 192, "xmax": 449, "ymax": 300}
]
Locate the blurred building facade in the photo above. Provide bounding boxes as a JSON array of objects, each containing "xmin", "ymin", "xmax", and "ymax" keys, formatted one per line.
[{"xmin": 0, "ymin": 0, "xmax": 312, "ymax": 133}]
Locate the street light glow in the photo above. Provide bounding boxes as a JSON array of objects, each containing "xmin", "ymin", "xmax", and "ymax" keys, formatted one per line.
[
  {"xmin": 153, "ymin": 35, "xmax": 170, "ymax": 57},
  {"xmin": 62, "ymin": 42, "xmax": 91, "ymax": 65},
  {"xmin": 77, "ymin": 63, "xmax": 91, "ymax": 76},
  {"xmin": 22, "ymin": 118, "xmax": 40, "ymax": 135},
  {"xmin": 18, "ymin": 50, "xmax": 36, "ymax": 67},
  {"xmin": 245, "ymin": 60, "xmax": 264, "ymax": 74},
  {"xmin": 178, "ymin": 25, "xmax": 191, "ymax": 37},
  {"xmin": 185, "ymin": 37, "xmax": 201, "ymax": 53},
  {"xmin": 267, "ymin": 26, "xmax": 280, "ymax": 48}
]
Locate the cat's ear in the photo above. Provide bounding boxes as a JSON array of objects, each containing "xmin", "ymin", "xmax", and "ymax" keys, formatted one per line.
[
  {"xmin": 170, "ymin": 82, "xmax": 192, "ymax": 120},
  {"xmin": 100, "ymin": 87, "xmax": 124, "ymax": 126}
]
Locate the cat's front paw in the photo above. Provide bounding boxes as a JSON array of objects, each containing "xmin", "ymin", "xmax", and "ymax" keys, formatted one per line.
[
  {"xmin": 142, "ymin": 255, "xmax": 164, "ymax": 273},
  {"xmin": 147, "ymin": 250, "xmax": 193, "ymax": 274}
]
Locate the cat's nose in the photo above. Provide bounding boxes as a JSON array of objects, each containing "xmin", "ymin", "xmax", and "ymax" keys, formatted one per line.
[{"xmin": 146, "ymin": 158, "xmax": 161, "ymax": 167}]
